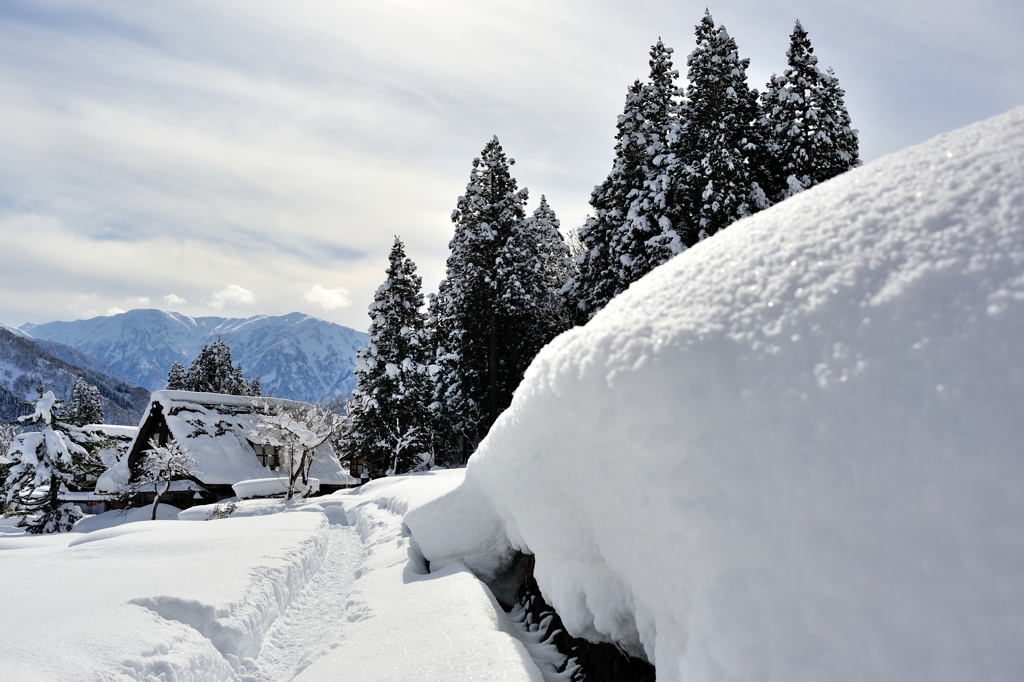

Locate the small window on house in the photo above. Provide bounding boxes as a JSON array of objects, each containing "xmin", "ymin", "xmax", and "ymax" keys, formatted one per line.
[{"xmin": 252, "ymin": 442, "xmax": 270, "ymax": 467}]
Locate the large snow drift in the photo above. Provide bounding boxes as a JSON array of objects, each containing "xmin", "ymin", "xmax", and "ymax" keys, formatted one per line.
[{"xmin": 407, "ymin": 107, "xmax": 1024, "ymax": 681}]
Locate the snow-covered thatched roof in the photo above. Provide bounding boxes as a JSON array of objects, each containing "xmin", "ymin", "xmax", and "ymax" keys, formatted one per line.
[{"xmin": 125, "ymin": 390, "xmax": 355, "ymax": 487}]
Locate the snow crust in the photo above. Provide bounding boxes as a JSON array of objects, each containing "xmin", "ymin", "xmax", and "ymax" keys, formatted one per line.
[{"xmin": 407, "ymin": 107, "xmax": 1024, "ymax": 681}]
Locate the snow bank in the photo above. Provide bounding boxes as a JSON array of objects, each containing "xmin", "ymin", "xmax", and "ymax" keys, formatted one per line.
[
  {"xmin": 295, "ymin": 471, "xmax": 547, "ymax": 682},
  {"xmin": 407, "ymin": 107, "xmax": 1024, "ymax": 681},
  {"xmin": 72, "ymin": 503, "xmax": 180, "ymax": 532},
  {"xmin": 0, "ymin": 512, "xmax": 328, "ymax": 680},
  {"xmin": 232, "ymin": 476, "xmax": 319, "ymax": 499}
]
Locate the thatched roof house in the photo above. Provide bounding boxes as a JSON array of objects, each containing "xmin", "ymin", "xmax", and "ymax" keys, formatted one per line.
[{"xmin": 99, "ymin": 390, "xmax": 355, "ymax": 505}]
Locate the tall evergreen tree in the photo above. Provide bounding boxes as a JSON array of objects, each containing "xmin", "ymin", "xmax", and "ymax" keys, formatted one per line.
[
  {"xmin": 762, "ymin": 21, "xmax": 860, "ymax": 202},
  {"xmin": 530, "ymin": 196, "xmax": 575, "ymax": 335},
  {"xmin": 347, "ymin": 238, "xmax": 433, "ymax": 478},
  {"xmin": 612, "ymin": 40, "xmax": 686, "ymax": 286},
  {"xmin": 184, "ymin": 339, "xmax": 251, "ymax": 396},
  {"xmin": 62, "ymin": 377, "xmax": 103, "ymax": 427},
  {"xmin": 677, "ymin": 11, "xmax": 769, "ymax": 245},
  {"xmin": 576, "ymin": 41, "xmax": 688, "ymax": 322},
  {"xmin": 3, "ymin": 391, "xmax": 84, "ymax": 533},
  {"xmin": 166, "ymin": 361, "xmax": 187, "ymax": 390},
  {"xmin": 817, "ymin": 66, "xmax": 860, "ymax": 178},
  {"xmin": 434, "ymin": 137, "xmax": 562, "ymax": 457},
  {"xmin": 575, "ymin": 81, "xmax": 648, "ymax": 322}
]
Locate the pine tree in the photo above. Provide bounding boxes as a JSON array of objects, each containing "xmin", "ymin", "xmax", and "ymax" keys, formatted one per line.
[
  {"xmin": 62, "ymin": 377, "xmax": 104, "ymax": 427},
  {"xmin": 575, "ymin": 41, "xmax": 688, "ymax": 322},
  {"xmin": 434, "ymin": 137, "xmax": 558, "ymax": 457},
  {"xmin": 531, "ymin": 196, "xmax": 575, "ymax": 335},
  {"xmin": 3, "ymin": 390, "xmax": 84, "ymax": 533},
  {"xmin": 183, "ymin": 339, "xmax": 251, "ymax": 396},
  {"xmin": 762, "ymin": 21, "xmax": 860, "ymax": 202},
  {"xmin": 576, "ymin": 81, "xmax": 648, "ymax": 322},
  {"xmin": 347, "ymin": 237, "xmax": 433, "ymax": 477},
  {"xmin": 249, "ymin": 376, "xmax": 262, "ymax": 397},
  {"xmin": 612, "ymin": 40, "xmax": 686, "ymax": 286},
  {"xmin": 678, "ymin": 11, "xmax": 769, "ymax": 245},
  {"xmin": 817, "ymin": 66, "xmax": 860, "ymax": 179},
  {"xmin": 166, "ymin": 361, "xmax": 187, "ymax": 390}
]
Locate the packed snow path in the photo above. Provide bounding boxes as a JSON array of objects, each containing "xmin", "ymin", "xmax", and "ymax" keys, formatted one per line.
[{"xmin": 247, "ymin": 524, "xmax": 364, "ymax": 681}]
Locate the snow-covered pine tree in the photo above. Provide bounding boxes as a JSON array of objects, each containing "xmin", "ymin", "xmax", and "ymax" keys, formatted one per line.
[
  {"xmin": 427, "ymin": 277, "xmax": 471, "ymax": 460},
  {"xmin": 3, "ymin": 390, "xmax": 84, "ymax": 533},
  {"xmin": 166, "ymin": 361, "xmax": 187, "ymax": 390},
  {"xmin": 678, "ymin": 11, "xmax": 769, "ymax": 245},
  {"xmin": 816, "ymin": 66, "xmax": 860, "ymax": 180},
  {"xmin": 434, "ymin": 137, "xmax": 545, "ymax": 457},
  {"xmin": 62, "ymin": 377, "xmax": 103, "ymax": 427},
  {"xmin": 249, "ymin": 376, "xmax": 262, "ymax": 397},
  {"xmin": 611, "ymin": 40, "xmax": 686, "ymax": 287},
  {"xmin": 347, "ymin": 237, "xmax": 433, "ymax": 478},
  {"xmin": 530, "ymin": 196, "xmax": 575, "ymax": 335},
  {"xmin": 762, "ymin": 21, "xmax": 861, "ymax": 202},
  {"xmin": 575, "ymin": 81, "xmax": 648, "ymax": 322},
  {"xmin": 184, "ymin": 339, "xmax": 251, "ymax": 396}
]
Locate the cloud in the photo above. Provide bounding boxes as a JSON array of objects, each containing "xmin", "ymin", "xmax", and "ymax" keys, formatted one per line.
[
  {"xmin": 127, "ymin": 296, "xmax": 150, "ymax": 306},
  {"xmin": 209, "ymin": 284, "xmax": 256, "ymax": 309},
  {"xmin": 303, "ymin": 284, "xmax": 352, "ymax": 310},
  {"xmin": 164, "ymin": 293, "xmax": 186, "ymax": 306},
  {"xmin": 107, "ymin": 307, "xmax": 126, "ymax": 315}
]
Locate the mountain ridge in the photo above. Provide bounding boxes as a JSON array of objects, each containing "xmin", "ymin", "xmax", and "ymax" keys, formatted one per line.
[
  {"xmin": 0, "ymin": 327, "xmax": 150, "ymax": 425},
  {"xmin": 20, "ymin": 309, "xmax": 368, "ymax": 402}
]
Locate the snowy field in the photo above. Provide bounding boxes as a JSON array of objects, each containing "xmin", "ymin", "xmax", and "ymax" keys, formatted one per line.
[
  {"xmin": 0, "ymin": 471, "xmax": 556, "ymax": 681},
  {"xmin": 3, "ymin": 107, "xmax": 1024, "ymax": 681}
]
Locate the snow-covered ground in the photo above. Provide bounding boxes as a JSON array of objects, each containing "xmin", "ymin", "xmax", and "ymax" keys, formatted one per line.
[{"xmin": 0, "ymin": 471, "xmax": 552, "ymax": 681}]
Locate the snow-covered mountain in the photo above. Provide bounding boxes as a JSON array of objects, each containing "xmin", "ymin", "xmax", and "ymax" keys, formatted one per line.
[
  {"xmin": 21, "ymin": 310, "xmax": 368, "ymax": 402},
  {"xmin": 0, "ymin": 327, "xmax": 150, "ymax": 425}
]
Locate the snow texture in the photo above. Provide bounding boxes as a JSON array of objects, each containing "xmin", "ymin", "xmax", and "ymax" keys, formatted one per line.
[
  {"xmin": 0, "ymin": 512, "xmax": 329, "ymax": 680},
  {"xmin": 296, "ymin": 470, "xmax": 546, "ymax": 682},
  {"xmin": 407, "ymin": 107, "xmax": 1024, "ymax": 681}
]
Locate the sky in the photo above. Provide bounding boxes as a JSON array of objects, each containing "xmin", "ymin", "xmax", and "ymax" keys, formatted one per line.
[{"xmin": 2, "ymin": 0, "xmax": 1022, "ymax": 330}]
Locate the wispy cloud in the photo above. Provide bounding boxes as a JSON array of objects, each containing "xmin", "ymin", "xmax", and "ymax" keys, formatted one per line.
[
  {"xmin": 303, "ymin": 284, "xmax": 351, "ymax": 311},
  {"xmin": 106, "ymin": 307, "xmax": 126, "ymax": 315},
  {"xmin": 164, "ymin": 294, "xmax": 186, "ymax": 306}
]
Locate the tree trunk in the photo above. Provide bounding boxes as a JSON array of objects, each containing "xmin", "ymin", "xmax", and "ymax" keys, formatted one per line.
[
  {"xmin": 151, "ymin": 481, "xmax": 169, "ymax": 521},
  {"xmin": 49, "ymin": 472, "xmax": 60, "ymax": 514},
  {"xmin": 489, "ymin": 314, "xmax": 498, "ymax": 427}
]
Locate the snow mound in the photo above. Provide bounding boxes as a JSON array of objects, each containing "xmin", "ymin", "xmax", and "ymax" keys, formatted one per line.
[
  {"xmin": 233, "ymin": 476, "xmax": 319, "ymax": 499},
  {"xmin": 407, "ymin": 107, "xmax": 1024, "ymax": 681},
  {"xmin": 72, "ymin": 504, "xmax": 180, "ymax": 533}
]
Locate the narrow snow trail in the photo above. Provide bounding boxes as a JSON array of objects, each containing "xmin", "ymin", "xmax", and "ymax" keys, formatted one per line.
[{"xmin": 246, "ymin": 524, "xmax": 364, "ymax": 682}]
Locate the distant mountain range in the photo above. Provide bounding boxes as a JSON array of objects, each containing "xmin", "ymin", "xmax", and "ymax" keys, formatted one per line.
[
  {"xmin": 19, "ymin": 310, "xmax": 368, "ymax": 402},
  {"xmin": 0, "ymin": 326, "xmax": 150, "ymax": 425}
]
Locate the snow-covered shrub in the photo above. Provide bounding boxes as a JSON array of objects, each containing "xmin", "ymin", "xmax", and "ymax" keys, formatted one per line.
[
  {"xmin": 130, "ymin": 437, "xmax": 199, "ymax": 521},
  {"xmin": 250, "ymin": 401, "xmax": 338, "ymax": 499},
  {"xmin": 3, "ymin": 391, "xmax": 84, "ymax": 533}
]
